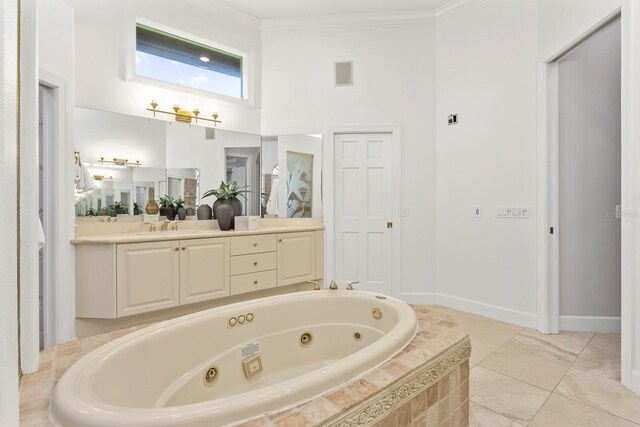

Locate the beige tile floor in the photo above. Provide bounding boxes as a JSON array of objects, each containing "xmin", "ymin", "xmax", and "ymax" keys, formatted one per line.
[{"xmin": 432, "ymin": 306, "xmax": 638, "ymax": 426}]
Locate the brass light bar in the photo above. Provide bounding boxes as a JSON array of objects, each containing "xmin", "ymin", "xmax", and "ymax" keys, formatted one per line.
[{"xmin": 147, "ymin": 100, "xmax": 222, "ymax": 126}]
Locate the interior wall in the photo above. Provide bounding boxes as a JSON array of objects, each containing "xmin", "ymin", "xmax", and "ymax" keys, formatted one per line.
[
  {"xmin": 66, "ymin": 0, "xmax": 262, "ymax": 134},
  {"xmin": 558, "ymin": 20, "xmax": 621, "ymax": 318},
  {"xmin": 261, "ymin": 22, "xmax": 438, "ymax": 295},
  {"xmin": 435, "ymin": 0, "xmax": 539, "ymax": 323},
  {"xmin": 0, "ymin": 0, "xmax": 20, "ymax": 423}
]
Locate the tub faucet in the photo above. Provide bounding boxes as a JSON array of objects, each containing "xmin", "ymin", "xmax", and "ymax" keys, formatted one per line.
[
  {"xmin": 345, "ymin": 280, "xmax": 359, "ymax": 290},
  {"xmin": 160, "ymin": 219, "xmax": 171, "ymax": 231},
  {"xmin": 307, "ymin": 280, "xmax": 321, "ymax": 290},
  {"xmin": 329, "ymin": 280, "xmax": 338, "ymax": 290}
]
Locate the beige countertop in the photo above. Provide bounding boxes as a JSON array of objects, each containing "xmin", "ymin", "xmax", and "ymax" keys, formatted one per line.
[{"xmin": 71, "ymin": 225, "xmax": 324, "ymax": 245}]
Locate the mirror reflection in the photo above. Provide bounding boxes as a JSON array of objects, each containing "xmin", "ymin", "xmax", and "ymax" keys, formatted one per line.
[
  {"xmin": 261, "ymin": 135, "xmax": 322, "ymax": 218},
  {"xmin": 73, "ymin": 107, "xmax": 322, "ymax": 220}
]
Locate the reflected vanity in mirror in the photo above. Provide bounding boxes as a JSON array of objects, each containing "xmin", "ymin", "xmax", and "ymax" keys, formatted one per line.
[
  {"xmin": 73, "ymin": 107, "xmax": 262, "ymax": 220},
  {"xmin": 261, "ymin": 134, "xmax": 322, "ymax": 218}
]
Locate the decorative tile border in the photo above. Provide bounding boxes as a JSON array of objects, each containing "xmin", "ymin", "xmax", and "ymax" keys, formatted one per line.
[{"xmin": 324, "ymin": 339, "xmax": 472, "ymax": 427}]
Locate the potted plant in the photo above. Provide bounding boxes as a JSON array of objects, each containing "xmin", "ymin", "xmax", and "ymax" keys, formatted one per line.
[
  {"xmin": 202, "ymin": 181, "xmax": 249, "ymax": 230},
  {"xmin": 133, "ymin": 202, "xmax": 140, "ymax": 216},
  {"xmin": 159, "ymin": 195, "xmax": 176, "ymax": 220},
  {"xmin": 109, "ymin": 201, "xmax": 125, "ymax": 217},
  {"xmin": 175, "ymin": 198, "xmax": 186, "ymax": 221}
]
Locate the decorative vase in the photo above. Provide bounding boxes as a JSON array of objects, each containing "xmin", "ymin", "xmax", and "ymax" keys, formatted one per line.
[
  {"xmin": 177, "ymin": 206, "xmax": 186, "ymax": 221},
  {"xmin": 228, "ymin": 198, "xmax": 242, "ymax": 229},
  {"xmin": 216, "ymin": 203, "xmax": 234, "ymax": 231},
  {"xmin": 197, "ymin": 204, "xmax": 212, "ymax": 220},
  {"xmin": 212, "ymin": 199, "xmax": 223, "ymax": 219},
  {"xmin": 166, "ymin": 205, "xmax": 176, "ymax": 221},
  {"xmin": 159, "ymin": 206, "xmax": 167, "ymax": 217}
]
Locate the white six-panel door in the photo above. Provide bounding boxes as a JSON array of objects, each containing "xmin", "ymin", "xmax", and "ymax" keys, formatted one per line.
[{"xmin": 334, "ymin": 133, "xmax": 393, "ymax": 294}]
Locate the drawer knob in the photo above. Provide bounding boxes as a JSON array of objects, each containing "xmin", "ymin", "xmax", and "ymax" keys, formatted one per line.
[
  {"xmin": 253, "ymin": 243, "xmax": 258, "ymax": 247},
  {"xmin": 181, "ymin": 247, "xmax": 186, "ymax": 251},
  {"xmin": 254, "ymin": 262, "xmax": 258, "ymax": 266},
  {"xmin": 174, "ymin": 247, "xmax": 179, "ymax": 251},
  {"xmin": 279, "ymin": 239, "xmax": 282, "ymax": 242},
  {"xmin": 254, "ymin": 281, "xmax": 258, "ymax": 285}
]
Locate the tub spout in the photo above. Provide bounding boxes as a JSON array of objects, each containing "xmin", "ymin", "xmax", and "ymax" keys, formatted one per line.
[{"xmin": 345, "ymin": 281, "xmax": 359, "ymax": 290}]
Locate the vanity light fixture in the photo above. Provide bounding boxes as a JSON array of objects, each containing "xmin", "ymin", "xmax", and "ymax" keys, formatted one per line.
[
  {"xmin": 147, "ymin": 100, "xmax": 222, "ymax": 127},
  {"xmin": 97, "ymin": 156, "xmax": 142, "ymax": 168}
]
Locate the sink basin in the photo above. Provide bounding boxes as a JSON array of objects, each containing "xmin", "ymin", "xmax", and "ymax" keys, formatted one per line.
[{"xmin": 137, "ymin": 230, "xmax": 199, "ymax": 236}]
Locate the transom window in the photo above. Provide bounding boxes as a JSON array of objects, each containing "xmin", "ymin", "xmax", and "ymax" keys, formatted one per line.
[{"xmin": 135, "ymin": 23, "xmax": 244, "ymax": 99}]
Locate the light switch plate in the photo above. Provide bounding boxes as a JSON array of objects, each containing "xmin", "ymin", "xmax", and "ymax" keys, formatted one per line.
[{"xmin": 473, "ymin": 206, "xmax": 482, "ymax": 218}]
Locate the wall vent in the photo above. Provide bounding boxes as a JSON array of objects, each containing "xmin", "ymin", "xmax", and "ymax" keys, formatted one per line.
[
  {"xmin": 205, "ymin": 127, "xmax": 216, "ymax": 140},
  {"xmin": 335, "ymin": 61, "xmax": 353, "ymax": 86}
]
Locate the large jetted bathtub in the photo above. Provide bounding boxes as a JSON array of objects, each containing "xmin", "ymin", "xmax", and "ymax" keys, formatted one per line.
[{"xmin": 50, "ymin": 290, "xmax": 417, "ymax": 426}]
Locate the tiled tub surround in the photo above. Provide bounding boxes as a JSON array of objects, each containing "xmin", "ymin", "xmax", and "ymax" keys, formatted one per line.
[{"xmin": 20, "ymin": 305, "xmax": 470, "ymax": 427}]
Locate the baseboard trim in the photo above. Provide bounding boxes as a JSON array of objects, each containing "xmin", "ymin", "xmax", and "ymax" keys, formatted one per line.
[
  {"xmin": 559, "ymin": 315, "xmax": 621, "ymax": 333},
  {"xmin": 397, "ymin": 292, "xmax": 537, "ymax": 328}
]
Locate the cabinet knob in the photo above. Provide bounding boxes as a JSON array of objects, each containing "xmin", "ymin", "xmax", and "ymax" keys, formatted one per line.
[
  {"xmin": 174, "ymin": 247, "xmax": 179, "ymax": 251},
  {"xmin": 253, "ymin": 262, "xmax": 258, "ymax": 266},
  {"xmin": 254, "ymin": 280, "xmax": 258, "ymax": 285},
  {"xmin": 279, "ymin": 239, "xmax": 282, "ymax": 242},
  {"xmin": 253, "ymin": 243, "xmax": 257, "ymax": 247},
  {"xmin": 181, "ymin": 247, "xmax": 186, "ymax": 251}
]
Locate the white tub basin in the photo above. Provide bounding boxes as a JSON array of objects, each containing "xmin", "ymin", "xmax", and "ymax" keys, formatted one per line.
[{"xmin": 50, "ymin": 290, "xmax": 417, "ymax": 426}]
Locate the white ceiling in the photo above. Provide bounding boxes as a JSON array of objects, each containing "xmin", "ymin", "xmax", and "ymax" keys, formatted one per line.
[{"xmin": 209, "ymin": 0, "xmax": 456, "ymax": 20}]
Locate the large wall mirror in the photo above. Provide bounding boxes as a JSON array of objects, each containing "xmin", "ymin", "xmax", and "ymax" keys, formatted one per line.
[{"xmin": 73, "ymin": 107, "xmax": 322, "ymax": 220}]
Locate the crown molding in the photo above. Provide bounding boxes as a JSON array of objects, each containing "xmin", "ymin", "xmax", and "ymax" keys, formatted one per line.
[{"xmin": 261, "ymin": 0, "xmax": 484, "ymax": 31}]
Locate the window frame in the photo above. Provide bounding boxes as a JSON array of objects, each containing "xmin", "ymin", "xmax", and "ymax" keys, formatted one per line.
[{"xmin": 125, "ymin": 17, "xmax": 252, "ymax": 106}]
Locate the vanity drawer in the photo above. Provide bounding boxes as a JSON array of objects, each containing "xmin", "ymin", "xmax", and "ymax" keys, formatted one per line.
[
  {"xmin": 230, "ymin": 270, "xmax": 277, "ymax": 296},
  {"xmin": 230, "ymin": 234, "xmax": 276, "ymax": 256},
  {"xmin": 230, "ymin": 252, "xmax": 277, "ymax": 276}
]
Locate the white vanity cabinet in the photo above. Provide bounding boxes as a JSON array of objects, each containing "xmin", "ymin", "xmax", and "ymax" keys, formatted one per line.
[
  {"xmin": 179, "ymin": 238, "xmax": 230, "ymax": 305},
  {"xmin": 75, "ymin": 229, "xmax": 323, "ymax": 319},
  {"xmin": 277, "ymin": 231, "xmax": 316, "ymax": 286},
  {"xmin": 116, "ymin": 241, "xmax": 181, "ymax": 317}
]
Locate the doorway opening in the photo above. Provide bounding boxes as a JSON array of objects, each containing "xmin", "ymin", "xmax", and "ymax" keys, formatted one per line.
[
  {"xmin": 543, "ymin": 17, "xmax": 622, "ymax": 335},
  {"xmin": 225, "ymin": 147, "xmax": 261, "ymax": 216}
]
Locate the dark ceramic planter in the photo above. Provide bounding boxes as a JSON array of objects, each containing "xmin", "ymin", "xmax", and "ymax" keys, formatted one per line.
[
  {"xmin": 197, "ymin": 204, "xmax": 213, "ymax": 220},
  {"xmin": 212, "ymin": 199, "xmax": 223, "ymax": 219},
  {"xmin": 159, "ymin": 206, "xmax": 168, "ymax": 217},
  {"xmin": 177, "ymin": 206, "xmax": 186, "ymax": 221},
  {"xmin": 216, "ymin": 203, "xmax": 234, "ymax": 231},
  {"xmin": 166, "ymin": 205, "xmax": 176, "ymax": 221}
]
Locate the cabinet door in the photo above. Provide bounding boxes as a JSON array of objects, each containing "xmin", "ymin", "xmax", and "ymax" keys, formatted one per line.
[
  {"xmin": 277, "ymin": 232, "xmax": 315, "ymax": 286},
  {"xmin": 117, "ymin": 241, "xmax": 180, "ymax": 317},
  {"xmin": 180, "ymin": 238, "xmax": 230, "ymax": 305}
]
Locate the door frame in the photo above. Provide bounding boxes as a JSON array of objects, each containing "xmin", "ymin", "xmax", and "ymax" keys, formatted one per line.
[
  {"xmin": 38, "ymin": 70, "xmax": 75, "ymax": 348},
  {"xmin": 537, "ymin": 2, "xmax": 640, "ymax": 393},
  {"xmin": 324, "ymin": 125, "xmax": 402, "ymax": 296}
]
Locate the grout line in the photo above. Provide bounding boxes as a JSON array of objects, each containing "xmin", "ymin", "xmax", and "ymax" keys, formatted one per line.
[{"xmin": 470, "ymin": 401, "xmax": 526, "ymax": 426}]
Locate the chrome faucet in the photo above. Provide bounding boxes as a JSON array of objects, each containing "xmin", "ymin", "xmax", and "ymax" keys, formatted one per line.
[
  {"xmin": 160, "ymin": 219, "xmax": 171, "ymax": 231},
  {"xmin": 345, "ymin": 280, "xmax": 359, "ymax": 290},
  {"xmin": 329, "ymin": 280, "xmax": 338, "ymax": 290}
]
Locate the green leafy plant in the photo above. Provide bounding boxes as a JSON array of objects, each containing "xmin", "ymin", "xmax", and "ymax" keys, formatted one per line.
[
  {"xmin": 133, "ymin": 202, "xmax": 139, "ymax": 209},
  {"xmin": 109, "ymin": 201, "xmax": 123, "ymax": 210},
  {"xmin": 159, "ymin": 195, "xmax": 174, "ymax": 207},
  {"xmin": 174, "ymin": 198, "xmax": 185, "ymax": 207},
  {"xmin": 202, "ymin": 181, "xmax": 249, "ymax": 201}
]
